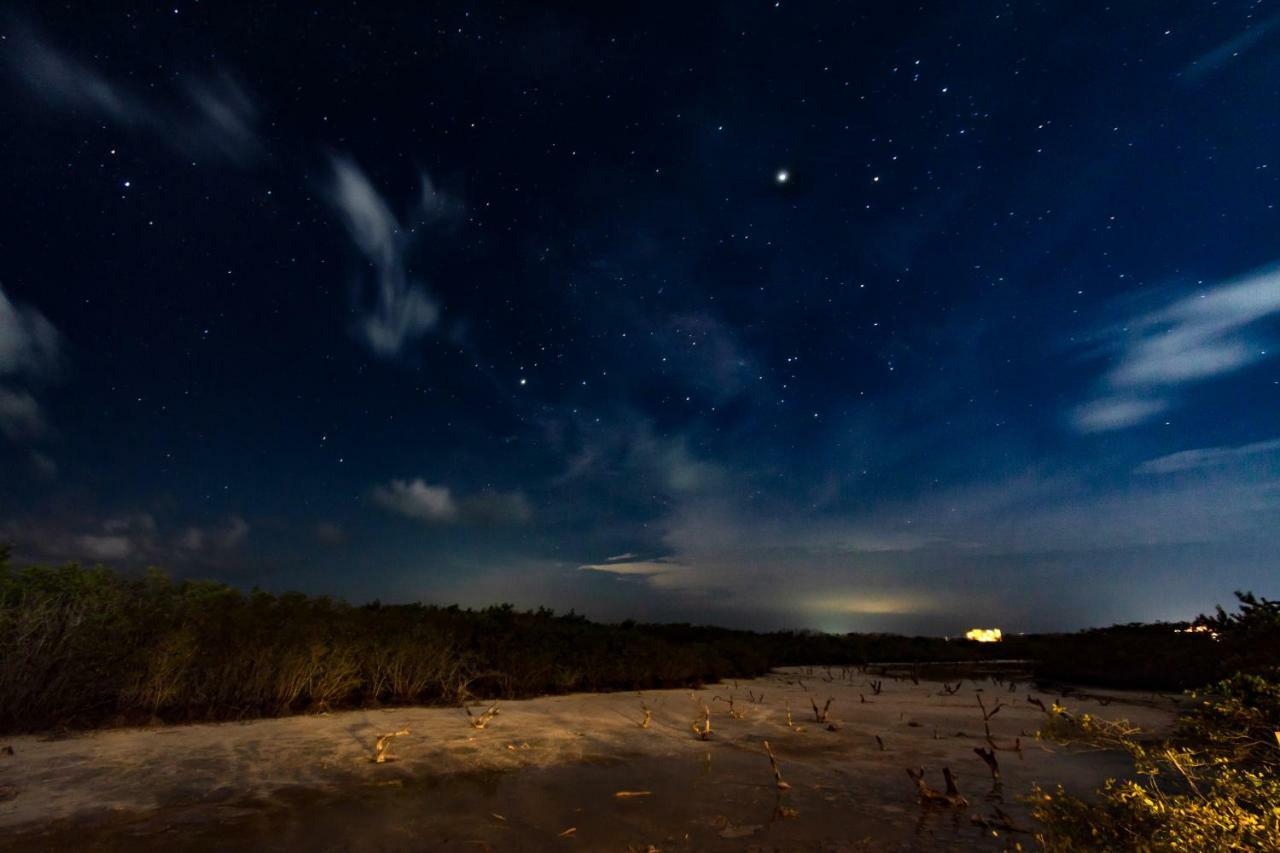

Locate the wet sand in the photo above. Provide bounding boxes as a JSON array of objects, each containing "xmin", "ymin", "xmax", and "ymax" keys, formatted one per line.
[{"xmin": 0, "ymin": 667, "xmax": 1175, "ymax": 851}]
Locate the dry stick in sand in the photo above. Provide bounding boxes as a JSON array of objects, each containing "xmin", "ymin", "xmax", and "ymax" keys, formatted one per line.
[
  {"xmin": 810, "ymin": 697, "xmax": 833, "ymax": 723},
  {"xmin": 784, "ymin": 700, "xmax": 807, "ymax": 733},
  {"xmin": 971, "ymin": 805, "xmax": 1029, "ymax": 834},
  {"xmin": 465, "ymin": 702, "xmax": 500, "ymax": 729},
  {"xmin": 977, "ymin": 692, "xmax": 1023, "ymax": 757},
  {"xmin": 614, "ymin": 790, "xmax": 653, "ymax": 798},
  {"xmin": 373, "ymin": 729, "xmax": 410, "ymax": 763},
  {"xmin": 868, "ymin": 680, "xmax": 883, "ymax": 695},
  {"xmin": 639, "ymin": 704, "xmax": 652, "ymax": 729},
  {"xmin": 974, "ymin": 746, "xmax": 1001, "ymax": 780},
  {"xmin": 691, "ymin": 703, "xmax": 713, "ymax": 740},
  {"xmin": 905, "ymin": 767, "xmax": 968, "ymax": 807},
  {"xmin": 713, "ymin": 695, "xmax": 745, "ymax": 719},
  {"xmin": 875, "ymin": 735, "xmax": 885, "ymax": 751},
  {"xmin": 762, "ymin": 739, "xmax": 791, "ymax": 790}
]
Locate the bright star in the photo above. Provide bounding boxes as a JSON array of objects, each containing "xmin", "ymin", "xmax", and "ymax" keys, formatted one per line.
[{"xmin": 775, "ymin": 169, "xmax": 790, "ymax": 184}]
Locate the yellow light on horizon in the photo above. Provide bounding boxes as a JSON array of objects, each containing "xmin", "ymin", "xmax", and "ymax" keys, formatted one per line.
[{"xmin": 965, "ymin": 627, "xmax": 1002, "ymax": 643}]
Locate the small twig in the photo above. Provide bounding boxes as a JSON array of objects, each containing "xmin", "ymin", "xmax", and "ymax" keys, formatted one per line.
[{"xmin": 373, "ymin": 728, "xmax": 410, "ymax": 763}]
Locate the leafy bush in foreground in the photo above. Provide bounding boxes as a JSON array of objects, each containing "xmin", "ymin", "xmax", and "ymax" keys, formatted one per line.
[{"xmin": 1030, "ymin": 596, "xmax": 1280, "ymax": 851}]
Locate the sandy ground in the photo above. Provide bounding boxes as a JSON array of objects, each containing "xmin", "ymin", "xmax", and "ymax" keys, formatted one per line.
[{"xmin": 0, "ymin": 668, "xmax": 1176, "ymax": 851}]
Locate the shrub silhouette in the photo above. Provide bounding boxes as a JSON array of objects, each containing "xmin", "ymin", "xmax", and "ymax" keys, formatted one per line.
[{"xmin": 3, "ymin": 546, "xmax": 1269, "ymax": 734}]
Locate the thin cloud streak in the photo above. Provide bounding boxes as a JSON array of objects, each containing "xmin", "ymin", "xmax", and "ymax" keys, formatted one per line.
[
  {"xmin": 1074, "ymin": 264, "xmax": 1280, "ymax": 431},
  {"xmin": 9, "ymin": 30, "xmax": 262, "ymax": 164},
  {"xmin": 328, "ymin": 157, "xmax": 443, "ymax": 358},
  {"xmin": 0, "ymin": 285, "xmax": 62, "ymax": 444},
  {"xmin": 1137, "ymin": 438, "xmax": 1280, "ymax": 475}
]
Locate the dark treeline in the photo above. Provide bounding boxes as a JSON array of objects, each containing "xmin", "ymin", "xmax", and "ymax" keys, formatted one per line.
[
  {"xmin": 2, "ymin": 548, "xmax": 1271, "ymax": 733},
  {"xmin": 0, "ymin": 554, "xmax": 988, "ymax": 733},
  {"xmin": 999, "ymin": 591, "xmax": 1280, "ymax": 691}
]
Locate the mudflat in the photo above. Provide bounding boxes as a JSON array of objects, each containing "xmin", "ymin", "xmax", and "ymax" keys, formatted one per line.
[{"xmin": 0, "ymin": 667, "xmax": 1175, "ymax": 851}]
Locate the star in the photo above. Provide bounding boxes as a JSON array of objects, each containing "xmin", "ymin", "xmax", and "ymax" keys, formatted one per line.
[{"xmin": 775, "ymin": 169, "xmax": 790, "ymax": 184}]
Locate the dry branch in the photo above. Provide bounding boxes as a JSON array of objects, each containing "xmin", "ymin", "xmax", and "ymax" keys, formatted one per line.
[
  {"xmin": 465, "ymin": 702, "xmax": 499, "ymax": 729},
  {"xmin": 906, "ymin": 767, "xmax": 967, "ymax": 807},
  {"xmin": 973, "ymin": 746, "xmax": 1000, "ymax": 779},
  {"xmin": 371, "ymin": 727, "xmax": 409, "ymax": 758},
  {"xmin": 762, "ymin": 739, "xmax": 791, "ymax": 790}
]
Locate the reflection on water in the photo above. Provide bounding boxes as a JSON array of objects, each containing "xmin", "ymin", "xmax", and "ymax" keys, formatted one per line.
[{"xmin": 8, "ymin": 749, "xmax": 1035, "ymax": 852}]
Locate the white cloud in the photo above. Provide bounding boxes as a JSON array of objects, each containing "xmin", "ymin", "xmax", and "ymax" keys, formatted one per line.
[
  {"xmin": 76, "ymin": 534, "xmax": 133, "ymax": 561},
  {"xmin": 371, "ymin": 479, "xmax": 459, "ymax": 522},
  {"xmin": 0, "ymin": 387, "xmax": 45, "ymax": 439},
  {"xmin": 371, "ymin": 478, "xmax": 532, "ymax": 525},
  {"xmin": 329, "ymin": 157, "xmax": 442, "ymax": 358},
  {"xmin": 1073, "ymin": 396, "xmax": 1167, "ymax": 433},
  {"xmin": 1137, "ymin": 437, "xmax": 1280, "ymax": 475},
  {"xmin": 10, "ymin": 32, "xmax": 261, "ymax": 164},
  {"xmin": 1074, "ymin": 264, "xmax": 1280, "ymax": 431},
  {"xmin": 0, "ymin": 286, "xmax": 60, "ymax": 378},
  {"xmin": 28, "ymin": 450, "xmax": 57, "ymax": 480},
  {"xmin": 1185, "ymin": 15, "xmax": 1280, "ymax": 81},
  {"xmin": 316, "ymin": 521, "xmax": 347, "ymax": 545},
  {"xmin": 579, "ymin": 559, "xmax": 683, "ymax": 577}
]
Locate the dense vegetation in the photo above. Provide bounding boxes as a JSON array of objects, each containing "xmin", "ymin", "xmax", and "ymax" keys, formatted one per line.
[
  {"xmin": 0, "ymin": 549, "xmax": 999, "ymax": 733},
  {"xmin": 0, "ymin": 543, "xmax": 1269, "ymax": 736},
  {"xmin": 1031, "ymin": 593, "xmax": 1280, "ymax": 851},
  {"xmin": 1000, "ymin": 623, "xmax": 1225, "ymax": 691},
  {"xmin": 6, "ymin": 544, "xmax": 1276, "ymax": 848}
]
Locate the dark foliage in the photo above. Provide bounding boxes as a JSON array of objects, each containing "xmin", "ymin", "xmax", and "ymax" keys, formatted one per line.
[
  {"xmin": 1000, "ymin": 591, "xmax": 1280, "ymax": 691},
  {"xmin": 4, "ymin": 546, "xmax": 1272, "ymax": 733},
  {"xmin": 0, "ymin": 556, "xmax": 988, "ymax": 733},
  {"xmin": 1000, "ymin": 624, "xmax": 1223, "ymax": 691}
]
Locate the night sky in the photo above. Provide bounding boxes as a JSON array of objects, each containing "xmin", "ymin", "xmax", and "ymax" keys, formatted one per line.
[{"xmin": 3, "ymin": 2, "xmax": 1279, "ymax": 635}]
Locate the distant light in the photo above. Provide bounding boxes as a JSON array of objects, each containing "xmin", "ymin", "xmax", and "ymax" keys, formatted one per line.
[
  {"xmin": 965, "ymin": 627, "xmax": 1002, "ymax": 643},
  {"xmin": 776, "ymin": 169, "xmax": 790, "ymax": 184},
  {"xmin": 1175, "ymin": 624, "xmax": 1220, "ymax": 641},
  {"xmin": 518, "ymin": 377, "xmax": 527, "ymax": 386}
]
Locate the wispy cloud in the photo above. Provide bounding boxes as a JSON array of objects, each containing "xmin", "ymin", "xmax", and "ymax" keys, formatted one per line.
[
  {"xmin": 0, "ymin": 388, "xmax": 45, "ymax": 440},
  {"xmin": 177, "ymin": 515, "xmax": 250, "ymax": 551},
  {"xmin": 5, "ymin": 511, "xmax": 250, "ymax": 566},
  {"xmin": 1137, "ymin": 437, "xmax": 1280, "ymax": 475},
  {"xmin": 1074, "ymin": 397, "xmax": 1167, "ymax": 432},
  {"xmin": 0, "ymin": 286, "xmax": 60, "ymax": 378},
  {"xmin": 372, "ymin": 479, "xmax": 457, "ymax": 522},
  {"xmin": 9, "ymin": 30, "xmax": 261, "ymax": 164},
  {"xmin": 1074, "ymin": 265, "xmax": 1280, "ymax": 431},
  {"xmin": 328, "ymin": 157, "xmax": 450, "ymax": 358},
  {"xmin": 579, "ymin": 558, "xmax": 684, "ymax": 577},
  {"xmin": 1185, "ymin": 14, "xmax": 1280, "ymax": 81},
  {"xmin": 554, "ymin": 416, "xmax": 726, "ymax": 496},
  {"xmin": 0, "ymin": 285, "xmax": 62, "ymax": 443},
  {"xmin": 371, "ymin": 478, "xmax": 530, "ymax": 525}
]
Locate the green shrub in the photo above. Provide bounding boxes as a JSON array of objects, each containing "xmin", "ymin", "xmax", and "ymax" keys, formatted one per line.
[{"xmin": 1030, "ymin": 670, "xmax": 1280, "ymax": 851}]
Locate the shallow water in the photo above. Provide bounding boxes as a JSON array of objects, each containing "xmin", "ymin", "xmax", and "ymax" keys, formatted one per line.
[
  {"xmin": 2, "ymin": 670, "xmax": 1164, "ymax": 851},
  {"xmin": 5, "ymin": 744, "xmax": 1123, "ymax": 852}
]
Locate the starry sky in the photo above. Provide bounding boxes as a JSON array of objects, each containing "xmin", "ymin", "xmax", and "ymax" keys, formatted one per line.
[{"xmin": 2, "ymin": 2, "xmax": 1279, "ymax": 634}]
